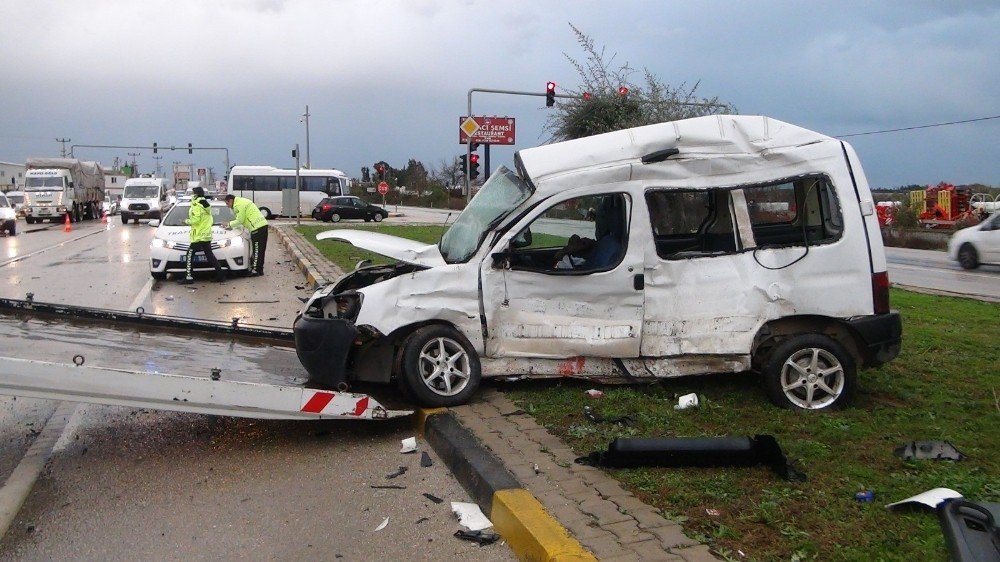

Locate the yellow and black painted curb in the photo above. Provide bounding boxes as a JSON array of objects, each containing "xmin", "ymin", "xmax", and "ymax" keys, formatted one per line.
[{"xmin": 419, "ymin": 408, "xmax": 596, "ymax": 562}]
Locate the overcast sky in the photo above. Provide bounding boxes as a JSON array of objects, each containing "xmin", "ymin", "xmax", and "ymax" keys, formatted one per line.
[{"xmin": 1, "ymin": 0, "xmax": 997, "ymax": 188}]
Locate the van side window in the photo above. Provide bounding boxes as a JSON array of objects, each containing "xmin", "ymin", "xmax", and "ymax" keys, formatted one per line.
[
  {"xmin": 745, "ymin": 176, "xmax": 842, "ymax": 247},
  {"xmin": 507, "ymin": 193, "xmax": 629, "ymax": 273},
  {"xmin": 646, "ymin": 189, "xmax": 738, "ymax": 259}
]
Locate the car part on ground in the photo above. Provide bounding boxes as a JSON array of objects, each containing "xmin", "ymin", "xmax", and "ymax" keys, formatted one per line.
[
  {"xmin": 894, "ymin": 440, "xmax": 967, "ymax": 461},
  {"xmin": 576, "ymin": 435, "xmax": 806, "ymax": 481}
]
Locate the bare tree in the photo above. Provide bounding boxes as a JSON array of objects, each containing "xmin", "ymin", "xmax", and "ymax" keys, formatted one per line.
[{"xmin": 545, "ymin": 24, "xmax": 736, "ymax": 141}]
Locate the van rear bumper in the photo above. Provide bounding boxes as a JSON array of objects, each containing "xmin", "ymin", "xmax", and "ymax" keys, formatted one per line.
[{"xmin": 847, "ymin": 311, "xmax": 902, "ymax": 367}]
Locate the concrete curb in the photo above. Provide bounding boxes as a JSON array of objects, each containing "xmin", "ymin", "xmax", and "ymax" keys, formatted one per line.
[
  {"xmin": 271, "ymin": 225, "xmax": 329, "ymax": 289},
  {"xmin": 420, "ymin": 409, "xmax": 596, "ymax": 562}
]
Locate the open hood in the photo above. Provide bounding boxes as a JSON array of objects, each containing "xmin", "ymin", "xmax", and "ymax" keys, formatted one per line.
[{"xmin": 316, "ymin": 230, "xmax": 445, "ymax": 268}]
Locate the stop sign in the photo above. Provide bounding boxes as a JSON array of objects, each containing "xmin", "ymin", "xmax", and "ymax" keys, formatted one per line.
[{"xmin": 377, "ymin": 181, "xmax": 389, "ymax": 195}]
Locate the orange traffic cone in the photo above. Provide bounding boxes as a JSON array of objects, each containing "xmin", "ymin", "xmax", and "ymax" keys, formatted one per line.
[{"xmin": 63, "ymin": 213, "xmax": 72, "ymax": 232}]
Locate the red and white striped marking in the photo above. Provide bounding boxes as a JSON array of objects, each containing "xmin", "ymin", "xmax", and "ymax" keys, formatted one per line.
[{"xmin": 300, "ymin": 390, "xmax": 377, "ymax": 418}]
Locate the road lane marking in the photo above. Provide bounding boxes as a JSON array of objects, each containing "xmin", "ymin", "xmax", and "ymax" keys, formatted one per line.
[
  {"xmin": 0, "ymin": 228, "xmax": 107, "ymax": 269},
  {"xmin": 0, "ymin": 401, "xmax": 77, "ymax": 538},
  {"xmin": 129, "ymin": 278, "xmax": 155, "ymax": 312}
]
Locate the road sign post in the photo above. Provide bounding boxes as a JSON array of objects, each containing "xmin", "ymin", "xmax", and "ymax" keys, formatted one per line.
[{"xmin": 378, "ymin": 181, "xmax": 388, "ymax": 207}]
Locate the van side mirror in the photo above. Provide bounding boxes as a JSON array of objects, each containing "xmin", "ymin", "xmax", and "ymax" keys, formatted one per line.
[
  {"xmin": 511, "ymin": 229, "xmax": 532, "ymax": 249},
  {"xmin": 491, "ymin": 248, "xmax": 511, "ymax": 269}
]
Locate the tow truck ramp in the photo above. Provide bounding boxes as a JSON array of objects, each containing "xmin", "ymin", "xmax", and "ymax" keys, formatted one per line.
[{"xmin": 0, "ymin": 356, "xmax": 412, "ymax": 421}]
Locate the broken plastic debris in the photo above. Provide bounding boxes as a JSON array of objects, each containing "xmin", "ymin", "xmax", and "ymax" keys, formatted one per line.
[
  {"xmin": 705, "ymin": 508, "xmax": 721, "ymax": 516},
  {"xmin": 585, "ymin": 389, "xmax": 604, "ymax": 399},
  {"xmin": 855, "ymin": 490, "xmax": 875, "ymax": 503},
  {"xmin": 674, "ymin": 393, "xmax": 699, "ymax": 410},
  {"xmin": 894, "ymin": 440, "xmax": 967, "ymax": 461},
  {"xmin": 422, "ymin": 493, "xmax": 443, "ymax": 504},
  {"xmin": 374, "ymin": 517, "xmax": 389, "ymax": 531},
  {"xmin": 420, "ymin": 451, "xmax": 433, "ymax": 467},
  {"xmin": 400, "ymin": 436, "xmax": 417, "ymax": 453},
  {"xmin": 165, "ymin": 295, "xmax": 174, "ymax": 301},
  {"xmin": 451, "ymin": 502, "xmax": 493, "ymax": 531},
  {"xmin": 886, "ymin": 487, "xmax": 963, "ymax": 510},
  {"xmin": 454, "ymin": 529, "xmax": 500, "ymax": 546},
  {"xmin": 386, "ymin": 466, "xmax": 408, "ymax": 479},
  {"xmin": 583, "ymin": 405, "xmax": 635, "ymax": 426}
]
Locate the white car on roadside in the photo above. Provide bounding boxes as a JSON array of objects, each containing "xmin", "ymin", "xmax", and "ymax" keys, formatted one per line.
[
  {"xmin": 148, "ymin": 201, "xmax": 250, "ymax": 280},
  {"xmin": 948, "ymin": 212, "xmax": 1000, "ymax": 269},
  {"xmin": 0, "ymin": 193, "xmax": 16, "ymax": 236}
]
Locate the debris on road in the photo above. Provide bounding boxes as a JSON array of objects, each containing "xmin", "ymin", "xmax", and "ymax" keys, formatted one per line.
[
  {"xmin": 454, "ymin": 529, "xmax": 501, "ymax": 546},
  {"xmin": 400, "ymin": 436, "xmax": 417, "ymax": 453},
  {"xmin": 420, "ymin": 451, "xmax": 433, "ymax": 467},
  {"xmin": 585, "ymin": 389, "xmax": 603, "ymax": 399},
  {"xmin": 705, "ymin": 508, "xmax": 721, "ymax": 516},
  {"xmin": 370, "ymin": 485, "xmax": 406, "ymax": 490},
  {"xmin": 451, "ymin": 502, "xmax": 493, "ymax": 531},
  {"xmin": 374, "ymin": 517, "xmax": 389, "ymax": 531},
  {"xmin": 577, "ymin": 435, "xmax": 806, "ymax": 481},
  {"xmin": 894, "ymin": 440, "xmax": 966, "ymax": 461},
  {"xmin": 422, "ymin": 493, "xmax": 443, "ymax": 504},
  {"xmin": 386, "ymin": 466, "xmax": 408, "ymax": 479},
  {"xmin": 855, "ymin": 490, "xmax": 875, "ymax": 503}
]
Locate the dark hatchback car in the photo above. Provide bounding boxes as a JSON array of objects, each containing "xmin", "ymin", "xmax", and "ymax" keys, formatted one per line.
[{"xmin": 312, "ymin": 196, "xmax": 388, "ymax": 223}]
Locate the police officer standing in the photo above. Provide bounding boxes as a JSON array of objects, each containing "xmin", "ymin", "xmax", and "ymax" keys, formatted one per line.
[
  {"xmin": 223, "ymin": 194, "xmax": 269, "ymax": 276},
  {"xmin": 180, "ymin": 187, "xmax": 225, "ymax": 284}
]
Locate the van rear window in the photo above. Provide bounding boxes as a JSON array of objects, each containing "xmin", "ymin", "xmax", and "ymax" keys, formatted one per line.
[{"xmin": 745, "ymin": 176, "xmax": 842, "ymax": 247}]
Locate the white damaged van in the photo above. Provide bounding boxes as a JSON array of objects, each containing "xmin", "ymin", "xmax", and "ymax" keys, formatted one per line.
[{"xmin": 294, "ymin": 115, "xmax": 902, "ymax": 410}]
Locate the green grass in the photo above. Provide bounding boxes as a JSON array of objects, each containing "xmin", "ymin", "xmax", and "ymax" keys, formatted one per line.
[{"xmin": 297, "ymin": 224, "xmax": 999, "ymax": 561}]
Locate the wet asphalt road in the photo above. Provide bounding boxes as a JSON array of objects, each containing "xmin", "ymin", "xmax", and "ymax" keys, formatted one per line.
[
  {"xmin": 884, "ymin": 246, "xmax": 1000, "ymax": 302},
  {"xmin": 0, "ymin": 217, "xmax": 514, "ymax": 560}
]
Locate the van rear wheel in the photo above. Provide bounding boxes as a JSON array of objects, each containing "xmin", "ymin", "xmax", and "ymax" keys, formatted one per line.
[
  {"xmin": 400, "ymin": 325, "xmax": 481, "ymax": 407},
  {"xmin": 762, "ymin": 334, "xmax": 855, "ymax": 410}
]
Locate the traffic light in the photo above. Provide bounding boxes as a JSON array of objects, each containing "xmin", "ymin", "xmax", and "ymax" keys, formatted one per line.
[
  {"xmin": 152, "ymin": 142, "xmax": 158, "ymax": 154},
  {"xmin": 618, "ymin": 86, "xmax": 629, "ymax": 97},
  {"xmin": 582, "ymin": 92, "xmax": 592, "ymax": 101},
  {"xmin": 469, "ymin": 154, "xmax": 480, "ymax": 180},
  {"xmin": 361, "ymin": 166, "xmax": 370, "ymax": 182},
  {"xmin": 375, "ymin": 163, "xmax": 386, "ymax": 180},
  {"xmin": 546, "ymin": 81, "xmax": 556, "ymax": 107},
  {"xmin": 459, "ymin": 154, "xmax": 468, "ymax": 175},
  {"xmin": 188, "ymin": 143, "xmax": 193, "ymax": 154}
]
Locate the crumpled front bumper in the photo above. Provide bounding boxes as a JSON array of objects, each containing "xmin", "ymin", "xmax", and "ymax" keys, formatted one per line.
[{"xmin": 293, "ymin": 313, "xmax": 360, "ymax": 389}]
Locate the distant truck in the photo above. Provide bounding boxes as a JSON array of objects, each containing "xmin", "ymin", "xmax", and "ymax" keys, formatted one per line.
[
  {"xmin": 23, "ymin": 158, "xmax": 105, "ymax": 224},
  {"xmin": 120, "ymin": 176, "xmax": 170, "ymax": 224}
]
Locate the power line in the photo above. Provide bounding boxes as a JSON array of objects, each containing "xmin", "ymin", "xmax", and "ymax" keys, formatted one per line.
[{"xmin": 834, "ymin": 115, "xmax": 1000, "ymax": 138}]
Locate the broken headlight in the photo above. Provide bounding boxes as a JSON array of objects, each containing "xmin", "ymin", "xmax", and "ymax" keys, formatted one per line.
[{"xmin": 332, "ymin": 292, "xmax": 363, "ymax": 321}]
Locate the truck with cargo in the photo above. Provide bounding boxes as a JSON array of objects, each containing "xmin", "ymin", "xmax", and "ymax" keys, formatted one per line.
[
  {"xmin": 120, "ymin": 175, "xmax": 171, "ymax": 224},
  {"xmin": 293, "ymin": 115, "xmax": 902, "ymax": 411},
  {"xmin": 22, "ymin": 157, "xmax": 105, "ymax": 224}
]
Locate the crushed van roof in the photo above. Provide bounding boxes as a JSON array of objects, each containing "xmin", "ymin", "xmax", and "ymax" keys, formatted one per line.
[{"xmin": 516, "ymin": 115, "xmax": 839, "ymax": 190}]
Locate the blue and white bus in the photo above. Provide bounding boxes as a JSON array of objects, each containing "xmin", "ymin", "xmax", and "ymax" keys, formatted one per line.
[{"xmin": 228, "ymin": 165, "xmax": 351, "ymax": 218}]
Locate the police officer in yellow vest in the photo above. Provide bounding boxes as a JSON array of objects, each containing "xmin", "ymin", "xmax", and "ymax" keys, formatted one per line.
[
  {"xmin": 223, "ymin": 194, "xmax": 269, "ymax": 276},
  {"xmin": 180, "ymin": 186, "xmax": 225, "ymax": 284}
]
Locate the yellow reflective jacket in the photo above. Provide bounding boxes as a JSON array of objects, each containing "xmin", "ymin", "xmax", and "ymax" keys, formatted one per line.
[
  {"xmin": 228, "ymin": 197, "xmax": 268, "ymax": 231},
  {"xmin": 185, "ymin": 197, "xmax": 214, "ymax": 243}
]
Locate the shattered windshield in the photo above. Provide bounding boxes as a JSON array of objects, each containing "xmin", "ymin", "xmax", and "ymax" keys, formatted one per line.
[{"xmin": 439, "ymin": 166, "xmax": 532, "ymax": 263}]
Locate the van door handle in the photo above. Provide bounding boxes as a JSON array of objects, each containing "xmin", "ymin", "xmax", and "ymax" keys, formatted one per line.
[{"xmin": 633, "ymin": 274, "xmax": 644, "ymax": 291}]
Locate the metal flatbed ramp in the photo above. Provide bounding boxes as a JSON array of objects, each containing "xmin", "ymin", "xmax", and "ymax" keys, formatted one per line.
[{"xmin": 0, "ymin": 356, "xmax": 412, "ymax": 420}]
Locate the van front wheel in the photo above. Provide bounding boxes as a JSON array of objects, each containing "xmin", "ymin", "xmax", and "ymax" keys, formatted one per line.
[
  {"xmin": 762, "ymin": 334, "xmax": 855, "ymax": 410},
  {"xmin": 400, "ymin": 325, "xmax": 481, "ymax": 407}
]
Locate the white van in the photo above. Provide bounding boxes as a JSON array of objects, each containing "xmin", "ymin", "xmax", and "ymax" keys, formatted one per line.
[
  {"xmin": 294, "ymin": 115, "xmax": 902, "ymax": 411},
  {"xmin": 121, "ymin": 176, "xmax": 170, "ymax": 224}
]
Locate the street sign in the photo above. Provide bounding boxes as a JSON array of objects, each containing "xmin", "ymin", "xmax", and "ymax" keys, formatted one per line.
[
  {"xmin": 377, "ymin": 181, "xmax": 389, "ymax": 195},
  {"xmin": 197, "ymin": 168, "xmax": 206, "ymax": 176},
  {"xmin": 459, "ymin": 116, "xmax": 516, "ymax": 145}
]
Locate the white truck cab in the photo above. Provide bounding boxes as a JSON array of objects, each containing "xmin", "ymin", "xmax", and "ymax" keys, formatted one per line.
[
  {"xmin": 294, "ymin": 115, "xmax": 902, "ymax": 410},
  {"xmin": 120, "ymin": 176, "xmax": 170, "ymax": 224}
]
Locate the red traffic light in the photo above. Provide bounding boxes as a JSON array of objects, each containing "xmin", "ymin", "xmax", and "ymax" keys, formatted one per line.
[
  {"xmin": 546, "ymin": 81, "xmax": 556, "ymax": 93},
  {"xmin": 469, "ymin": 154, "xmax": 479, "ymax": 164},
  {"xmin": 545, "ymin": 81, "xmax": 557, "ymax": 107},
  {"xmin": 582, "ymin": 92, "xmax": 592, "ymax": 101},
  {"xmin": 618, "ymin": 86, "xmax": 629, "ymax": 97}
]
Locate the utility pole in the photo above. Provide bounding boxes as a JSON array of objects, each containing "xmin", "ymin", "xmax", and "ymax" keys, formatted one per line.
[
  {"xmin": 56, "ymin": 138, "xmax": 71, "ymax": 157},
  {"xmin": 127, "ymin": 152, "xmax": 140, "ymax": 173},
  {"xmin": 152, "ymin": 155, "xmax": 163, "ymax": 176},
  {"xmin": 301, "ymin": 105, "xmax": 311, "ymax": 169}
]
